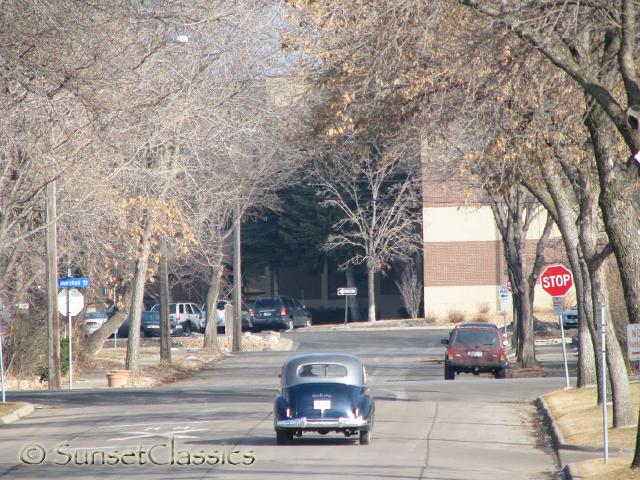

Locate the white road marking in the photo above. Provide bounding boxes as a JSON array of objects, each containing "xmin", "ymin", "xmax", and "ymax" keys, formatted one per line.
[
  {"xmin": 107, "ymin": 427, "xmax": 208, "ymax": 441},
  {"xmin": 97, "ymin": 419, "xmax": 237, "ymax": 429}
]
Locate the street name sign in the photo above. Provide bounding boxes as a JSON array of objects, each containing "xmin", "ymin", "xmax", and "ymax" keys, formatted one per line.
[
  {"xmin": 337, "ymin": 287, "xmax": 357, "ymax": 296},
  {"xmin": 58, "ymin": 277, "xmax": 90, "ymax": 289},
  {"xmin": 540, "ymin": 264, "xmax": 573, "ymax": 297}
]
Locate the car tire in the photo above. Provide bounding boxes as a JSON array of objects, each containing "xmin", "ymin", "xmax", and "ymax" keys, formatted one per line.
[
  {"xmin": 494, "ymin": 367, "xmax": 506, "ymax": 379},
  {"xmin": 182, "ymin": 322, "xmax": 192, "ymax": 336},
  {"xmin": 140, "ymin": 329, "xmax": 146, "ymax": 338},
  {"xmin": 275, "ymin": 429, "xmax": 292, "ymax": 445},
  {"xmin": 359, "ymin": 429, "xmax": 371, "ymax": 445},
  {"xmin": 444, "ymin": 365, "xmax": 455, "ymax": 380}
]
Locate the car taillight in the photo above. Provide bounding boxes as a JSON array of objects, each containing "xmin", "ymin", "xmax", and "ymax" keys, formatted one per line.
[
  {"xmin": 280, "ymin": 306, "xmax": 287, "ymax": 316},
  {"xmin": 499, "ymin": 349, "xmax": 506, "ymax": 361},
  {"xmin": 285, "ymin": 407, "xmax": 292, "ymax": 418},
  {"xmin": 249, "ymin": 308, "xmax": 255, "ymax": 318},
  {"xmin": 447, "ymin": 348, "xmax": 454, "ymax": 360},
  {"xmin": 176, "ymin": 315, "xmax": 181, "ymax": 321}
]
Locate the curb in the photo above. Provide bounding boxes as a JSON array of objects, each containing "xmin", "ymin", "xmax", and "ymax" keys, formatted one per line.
[
  {"xmin": 0, "ymin": 402, "xmax": 35, "ymax": 425},
  {"xmin": 562, "ymin": 463, "xmax": 580, "ymax": 480},
  {"xmin": 536, "ymin": 395, "xmax": 567, "ymax": 449},
  {"xmin": 535, "ymin": 396, "xmax": 633, "ymax": 479}
]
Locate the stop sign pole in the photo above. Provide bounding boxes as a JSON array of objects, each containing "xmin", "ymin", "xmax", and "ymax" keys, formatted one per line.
[{"xmin": 540, "ymin": 264, "xmax": 573, "ymax": 389}]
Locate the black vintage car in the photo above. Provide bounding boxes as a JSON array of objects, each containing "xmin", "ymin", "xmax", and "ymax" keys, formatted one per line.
[{"xmin": 274, "ymin": 353, "xmax": 375, "ymax": 445}]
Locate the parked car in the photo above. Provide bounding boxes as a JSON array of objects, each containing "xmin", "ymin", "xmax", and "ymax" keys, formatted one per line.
[
  {"xmin": 561, "ymin": 306, "xmax": 578, "ymax": 329},
  {"xmin": 252, "ymin": 295, "xmax": 312, "ymax": 332},
  {"xmin": 117, "ymin": 310, "xmax": 182, "ymax": 338},
  {"xmin": 210, "ymin": 300, "xmax": 253, "ymax": 333},
  {"xmin": 150, "ymin": 302, "xmax": 202, "ymax": 335},
  {"xmin": 274, "ymin": 353, "xmax": 375, "ymax": 445},
  {"xmin": 84, "ymin": 311, "xmax": 109, "ymax": 335},
  {"xmin": 441, "ymin": 323, "xmax": 508, "ymax": 380}
]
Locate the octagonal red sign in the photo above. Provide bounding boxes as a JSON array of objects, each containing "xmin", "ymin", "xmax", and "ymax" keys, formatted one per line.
[{"xmin": 540, "ymin": 264, "xmax": 573, "ymax": 297}]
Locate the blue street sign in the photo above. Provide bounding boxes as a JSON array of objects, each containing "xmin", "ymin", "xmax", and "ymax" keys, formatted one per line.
[{"xmin": 57, "ymin": 277, "xmax": 90, "ymax": 289}]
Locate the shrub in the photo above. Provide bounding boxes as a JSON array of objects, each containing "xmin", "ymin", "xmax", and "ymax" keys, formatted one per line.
[
  {"xmin": 472, "ymin": 313, "xmax": 488, "ymax": 323},
  {"xmin": 477, "ymin": 302, "xmax": 490, "ymax": 315},
  {"xmin": 447, "ymin": 310, "xmax": 466, "ymax": 324},
  {"xmin": 424, "ymin": 313, "xmax": 438, "ymax": 324}
]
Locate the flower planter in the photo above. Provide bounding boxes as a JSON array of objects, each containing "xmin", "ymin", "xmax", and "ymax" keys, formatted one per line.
[{"xmin": 106, "ymin": 370, "xmax": 130, "ymax": 388}]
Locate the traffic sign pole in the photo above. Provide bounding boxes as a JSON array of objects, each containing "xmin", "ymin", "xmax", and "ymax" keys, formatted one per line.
[
  {"xmin": 559, "ymin": 310, "xmax": 570, "ymax": 389},
  {"xmin": 541, "ymin": 265, "xmax": 573, "ymax": 389},
  {"xmin": 67, "ymin": 268, "xmax": 73, "ymax": 390},
  {"xmin": 344, "ymin": 296, "xmax": 348, "ymax": 324},
  {"xmin": 599, "ymin": 304, "xmax": 608, "ymax": 464}
]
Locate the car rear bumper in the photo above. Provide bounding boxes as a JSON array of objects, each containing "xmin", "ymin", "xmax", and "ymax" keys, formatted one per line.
[
  {"xmin": 276, "ymin": 417, "xmax": 370, "ymax": 429},
  {"xmin": 447, "ymin": 360, "xmax": 507, "ymax": 372},
  {"xmin": 252, "ymin": 317, "xmax": 288, "ymax": 328}
]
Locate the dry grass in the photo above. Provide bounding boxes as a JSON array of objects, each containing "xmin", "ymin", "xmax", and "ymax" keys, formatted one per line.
[
  {"xmin": 574, "ymin": 457, "xmax": 639, "ymax": 480},
  {"xmin": 544, "ymin": 382, "xmax": 639, "ymax": 449},
  {"xmin": 0, "ymin": 402, "xmax": 25, "ymax": 417}
]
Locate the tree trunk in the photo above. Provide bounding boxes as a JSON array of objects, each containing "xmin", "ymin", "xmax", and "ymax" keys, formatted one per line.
[
  {"xmin": 81, "ymin": 282, "xmax": 133, "ymax": 360},
  {"xmin": 591, "ymin": 261, "xmax": 634, "ymax": 427},
  {"xmin": 367, "ymin": 261, "xmax": 376, "ymax": 322},
  {"xmin": 203, "ymin": 256, "xmax": 224, "ymax": 355},
  {"xmin": 159, "ymin": 255, "xmax": 171, "ymax": 363},
  {"xmin": 125, "ymin": 214, "xmax": 154, "ymax": 376},
  {"xmin": 526, "ymin": 161, "xmax": 598, "ymax": 387},
  {"xmin": 519, "ymin": 286, "xmax": 536, "ymax": 368},
  {"xmin": 582, "ymin": 102, "xmax": 639, "ymax": 435},
  {"xmin": 346, "ymin": 264, "xmax": 361, "ymax": 321}
]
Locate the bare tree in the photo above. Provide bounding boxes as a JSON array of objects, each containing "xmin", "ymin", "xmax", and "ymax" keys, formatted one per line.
[
  {"xmin": 312, "ymin": 145, "xmax": 422, "ymax": 322},
  {"xmin": 394, "ymin": 256, "xmax": 423, "ymax": 319}
]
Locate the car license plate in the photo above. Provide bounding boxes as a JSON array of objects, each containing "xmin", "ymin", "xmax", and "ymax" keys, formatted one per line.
[
  {"xmin": 469, "ymin": 351, "xmax": 483, "ymax": 358},
  {"xmin": 148, "ymin": 325, "xmax": 159, "ymax": 328},
  {"xmin": 314, "ymin": 399, "xmax": 331, "ymax": 410}
]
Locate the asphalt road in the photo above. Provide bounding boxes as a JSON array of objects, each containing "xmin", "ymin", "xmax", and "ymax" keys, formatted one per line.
[{"xmin": 0, "ymin": 328, "xmax": 570, "ymax": 479}]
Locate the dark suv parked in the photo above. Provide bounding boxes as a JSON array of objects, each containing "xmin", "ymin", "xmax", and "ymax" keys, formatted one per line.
[
  {"xmin": 251, "ymin": 296, "xmax": 312, "ymax": 332},
  {"xmin": 441, "ymin": 323, "xmax": 507, "ymax": 380}
]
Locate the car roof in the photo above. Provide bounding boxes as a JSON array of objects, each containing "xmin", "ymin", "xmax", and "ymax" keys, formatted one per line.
[
  {"xmin": 456, "ymin": 322, "xmax": 499, "ymax": 329},
  {"xmin": 281, "ymin": 353, "xmax": 365, "ymax": 388}
]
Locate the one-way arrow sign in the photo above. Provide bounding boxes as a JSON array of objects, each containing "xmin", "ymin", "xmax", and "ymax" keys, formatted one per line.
[{"xmin": 337, "ymin": 287, "xmax": 357, "ymax": 296}]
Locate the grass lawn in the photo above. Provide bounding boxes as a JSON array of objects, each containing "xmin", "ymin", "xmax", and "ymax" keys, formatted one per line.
[{"xmin": 544, "ymin": 382, "xmax": 640, "ymax": 479}]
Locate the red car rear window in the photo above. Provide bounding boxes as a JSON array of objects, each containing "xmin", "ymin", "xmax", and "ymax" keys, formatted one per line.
[{"xmin": 453, "ymin": 329, "xmax": 499, "ymax": 346}]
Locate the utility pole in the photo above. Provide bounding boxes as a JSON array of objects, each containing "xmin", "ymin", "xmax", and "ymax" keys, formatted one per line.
[
  {"xmin": 159, "ymin": 255, "xmax": 171, "ymax": 363},
  {"xmin": 232, "ymin": 204, "xmax": 242, "ymax": 353},
  {"xmin": 45, "ymin": 180, "xmax": 61, "ymax": 389}
]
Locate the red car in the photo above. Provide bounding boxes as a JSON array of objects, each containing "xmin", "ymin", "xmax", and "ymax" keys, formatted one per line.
[{"xmin": 441, "ymin": 323, "xmax": 508, "ymax": 380}]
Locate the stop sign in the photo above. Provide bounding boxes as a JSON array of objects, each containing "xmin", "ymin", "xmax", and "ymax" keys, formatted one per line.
[{"xmin": 540, "ymin": 264, "xmax": 573, "ymax": 297}]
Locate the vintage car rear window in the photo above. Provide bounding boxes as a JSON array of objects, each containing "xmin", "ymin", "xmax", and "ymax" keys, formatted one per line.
[
  {"xmin": 297, "ymin": 363, "xmax": 348, "ymax": 378},
  {"xmin": 454, "ymin": 329, "xmax": 499, "ymax": 346}
]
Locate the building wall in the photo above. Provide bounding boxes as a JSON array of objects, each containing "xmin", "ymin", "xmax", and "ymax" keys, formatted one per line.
[{"xmin": 422, "ymin": 202, "xmax": 568, "ymax": 317}]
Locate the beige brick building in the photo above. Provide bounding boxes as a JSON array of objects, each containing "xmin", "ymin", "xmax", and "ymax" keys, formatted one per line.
[{"xmin": 422, "ymin": 172, "xmax": 569, "ymax": 317}]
